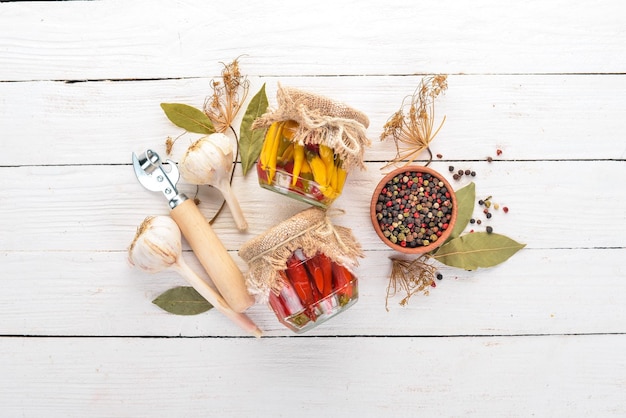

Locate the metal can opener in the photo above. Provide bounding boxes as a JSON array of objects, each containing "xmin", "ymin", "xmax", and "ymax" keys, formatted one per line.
[{"xmin": 132, "ymin": 149, "xmax": 254, "ymax": 313}]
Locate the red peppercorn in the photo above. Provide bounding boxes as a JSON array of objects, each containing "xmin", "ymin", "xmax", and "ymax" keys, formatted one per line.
[
  {"xmin": 503, "ymin": 206, "xmax": 509, "ymax": 213},
  {"xmin": 386, "ymin": 201, "xmax": 393, "ymax": 207},
  {"xmin": 496, "ymin": 149, "xmax": 503, "ymax": 156}
]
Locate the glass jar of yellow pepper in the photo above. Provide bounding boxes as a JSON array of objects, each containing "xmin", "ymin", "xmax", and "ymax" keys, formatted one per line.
[{"xmin": 253, "ymin": 85, "xmax": 370, "ymax": 208}]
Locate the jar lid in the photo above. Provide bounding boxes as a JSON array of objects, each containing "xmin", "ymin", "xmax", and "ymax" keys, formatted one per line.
[{"xmin": 252, "ymin": 84, "xmax": 371, "ymax": 170}]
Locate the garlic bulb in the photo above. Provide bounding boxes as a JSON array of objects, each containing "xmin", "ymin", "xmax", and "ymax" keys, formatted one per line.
[
  {"xmin": 180, "ymin": 133, "xmax": 248, "ymax": 231},
  {"xmin": 128, "ymin": 215, "xmax": 181, "ymax": 273},
  {"xmin": 128, "ymin": 216, "xmax": 262, "ymax": 337}
]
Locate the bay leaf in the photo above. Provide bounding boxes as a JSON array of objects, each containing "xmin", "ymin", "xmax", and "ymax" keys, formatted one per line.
[
  {"xmin": 152, "ymin": 286, "xmax": 213, "ymax": 315},
  {"xmin": 239, "ymin": 83, "xmax": 269, "ymax": 175},
  {"xmin": 160, "ymin": 103, "xmax": 215, "ymax": 134},
  {"xmin": 448, "ymin": 182, "xmax": 475, "ymax": 240},
  {"xmin": 434, "ymin": 232, "xmax": 526, "ymax": 270}
]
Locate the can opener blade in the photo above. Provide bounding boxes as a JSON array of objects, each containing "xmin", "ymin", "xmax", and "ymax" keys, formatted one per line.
[{"xmin": 132, "ymin": 149, "xmax": 187, "ymax": 208}]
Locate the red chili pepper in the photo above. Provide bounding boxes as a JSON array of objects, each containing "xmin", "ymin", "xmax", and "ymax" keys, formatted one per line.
[
  {"xmin": 316, "ymin": 253, "xmax": 333, "ymax": 297},
  {"xmin": 305, "ymin": 254, "xmax": 325, "ymax": 296},
  {"xmin": 286, "ymin": 254, "xmax": 317, "ymax": 321},
  {"xmin": 332, "ymin": 262, "xmax": 354, "ymax": 299}
]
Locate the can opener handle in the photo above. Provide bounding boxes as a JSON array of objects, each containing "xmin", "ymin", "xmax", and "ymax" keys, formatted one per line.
[{"xmin": 132, "ymin": 150, "xmax": 254, "ymax": 313}]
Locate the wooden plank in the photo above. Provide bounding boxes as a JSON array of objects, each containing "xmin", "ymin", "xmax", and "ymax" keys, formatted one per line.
[
  {"xmin": 0, "ymin": 335, "xmax": 624, "ymax": 416},
  {"xmin": 1, "ymin": 0, "xmax": 625, "ymax": 80},
  {"xmin": 1, "ymin": 248, "xmax": 624, "ymax": 337},
  {"xmin": 1, "ymin": 161, "xmax": 624, "ymax": 252},
  {"xmin": 2, "ymin": 75, "xmax": 626, "ymax": 166}
]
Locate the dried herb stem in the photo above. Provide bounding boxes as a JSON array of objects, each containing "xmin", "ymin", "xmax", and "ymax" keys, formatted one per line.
[
  {"xmin": 386, "ymin": 255, "xmax": 438, "ymax": 311},
  {"xmin": 381, "ymin": 75, "xmax": 448, "ymax": 168}
]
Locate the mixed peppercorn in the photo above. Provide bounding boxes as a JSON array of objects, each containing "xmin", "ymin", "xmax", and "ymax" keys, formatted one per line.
[{"xmin": 374, "ymin": 170, "xmax": 454, "ymax": 249}]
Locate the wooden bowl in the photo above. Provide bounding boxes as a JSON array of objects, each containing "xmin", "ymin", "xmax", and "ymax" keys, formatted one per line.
[{"xmin": 370, "ymin": 165, "xmax": 458, "ymax": 254}]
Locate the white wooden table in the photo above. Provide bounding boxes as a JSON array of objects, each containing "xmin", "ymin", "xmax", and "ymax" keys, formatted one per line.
[{"xmin": 1, "ymin": 1, "xmax": 625, "ymax": 416}]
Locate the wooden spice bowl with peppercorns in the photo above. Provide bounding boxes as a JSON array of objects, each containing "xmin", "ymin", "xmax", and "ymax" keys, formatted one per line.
[{"xmin": 370, "ymin": 165, "xmax": 458, "ymax": 254}]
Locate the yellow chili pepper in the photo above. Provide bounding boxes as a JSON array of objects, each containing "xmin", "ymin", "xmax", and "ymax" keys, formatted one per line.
[
  {"xmin": 300, "ymin": 158, "xmax": 312, "ymax": 175},
  {"xmin": 280, "ymin": 143, "xmax": 294, "ymax": 163},
  {"xmin": 260, "ymin": 122, "xmax": 280, "ymax": 170},
  {"xmin": 336, "ymin": 167, "xmax": 347, "ymax": 193},
  {"xmin": 309, "ymin": 156, "xmax": 328, "ymax": 187},
  {"xmin": 282, "ymin": 120, "xmax": 299, "ymax": 140},
  {"xmin": 329, "ymin": 162, "xmax": 338, "ymax": 192},
  {"xmin": 291, "ymin": 144, "xmax": 305, "ymax": 186},
  {"xmin": 319, "ymin": 145, "xmax": 335, "ymax": 181},
  {"xmin": 268, "ymin": 122, "xmax": 284, "ymax": 183}
]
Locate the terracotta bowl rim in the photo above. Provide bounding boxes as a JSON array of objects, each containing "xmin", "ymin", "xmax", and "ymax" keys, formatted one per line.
[{"xmin": 369, "ymin": 165, "xmax": 458, "ymax": 254}]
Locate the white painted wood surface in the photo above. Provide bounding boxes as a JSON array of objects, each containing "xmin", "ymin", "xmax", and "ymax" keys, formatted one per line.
[{"xmin": 1, "ymin": 0, "xmax": 625, "ymax": 416}]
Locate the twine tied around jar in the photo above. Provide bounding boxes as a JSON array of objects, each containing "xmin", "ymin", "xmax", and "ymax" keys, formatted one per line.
[
  {"xmin": 252, "ymin": 84, "xmax": 371, "ymax": 170},
  {"xmin": 238, "ymin": 208, "xmax": 364, "ymax": 302}
]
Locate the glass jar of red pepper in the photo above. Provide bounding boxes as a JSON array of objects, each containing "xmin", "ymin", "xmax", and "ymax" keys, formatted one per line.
[
  {"xmin": 269, "ymin": 248, "xmax": 358, "ymax": 333},
  {"xmin": 239, "ymin": 207, "xmax": 363, "ymax": 333}
]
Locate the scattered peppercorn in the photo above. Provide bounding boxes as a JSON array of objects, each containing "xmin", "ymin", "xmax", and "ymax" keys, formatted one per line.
[
  {"xmin": 448, "ymin": 166, "xmax": 454, "ymax": 172},
  {"xmin": 436, "ymin": 153, "xmax": 443, "ymax": 159},
  {"xmin": 464, "ymin": 169, "xmax": 471, "ymax": 175},
  {"xmin": 453, "ymin": 174, "xmax": 459, "ymax": 180},
  {"xmin": 471, "ymin": 171, "xmax": 476, "ymax": 177},
  {"xmin": 503, "ymin": 206, "xmax": 509, "ymax": 213},
  {"xmin": 436, "ymin": 273, "xmax": 443, "ymax": 280},
  {"xmin": 487, "ymin": 156, "xmax": 493, "ymax": 162},
  {"xmin": 486, "ymin": 212, "xmax": 492, "ymax": 219},
  {"xmin": 478, "ymin": 199, "xmax": 484, "ymax": 206},
  {"xmin": 457, "ymin": 169, "xmax": 463, "ymax": 176},
  {"xmin": 476, "ymin": 219, "xmax": 482, "ymax": 225},
  {"xmin": 486, "ymin": 226, "xmax": 493, "ymax": 233},
  {"xmin": 469, "ymin": 218, "xmax": 475, "ymax": 224},
  {"xmin": 496, "ymin": 149, "xmax": 502, "ymax": 156}
]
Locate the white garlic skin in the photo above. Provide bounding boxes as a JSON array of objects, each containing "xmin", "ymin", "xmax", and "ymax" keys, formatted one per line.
[
  {"xmin": 179, "ymin": 133, "xmax": 233, "ymax": 186},
  {"xmin": 128, "ymin": 216, "xmax": 182, "ymax": 273},
  {"xmin": 179, "ymin": 132, "xmax": 248, "ymax": 231}
]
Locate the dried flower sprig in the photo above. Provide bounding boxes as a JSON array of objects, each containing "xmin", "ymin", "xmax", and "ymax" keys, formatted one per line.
[
  {"xmin": 386, "ymin": 255, "xmax": 438, "ymax": 311},
  {"xmin": 381, "ymin": 74, "xmax": 448, "ymax": 168},
  {"xmin": 204, "ymin": 57, "xmax": 250, "ymax": 135}
]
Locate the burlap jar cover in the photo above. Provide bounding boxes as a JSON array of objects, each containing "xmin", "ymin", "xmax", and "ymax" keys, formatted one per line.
[
  {"xmin": 252, "ymin": 84, "xmax": 371, "ymax": 171},
  {"xmin": 239, "ymin": 207, "xmax": 364, "ymax": 302}
]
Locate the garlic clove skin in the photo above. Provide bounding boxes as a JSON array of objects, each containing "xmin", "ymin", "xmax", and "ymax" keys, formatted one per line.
[
  {"xmin": 128, "ymin": 216, "xmax": 182, "ymax": 273},
  {"xmin": 180, "ymin": 133, "xmax": 248, "ymax": 231},
  {"xmin": 179, "ymin": 133, "xmax": 233, "ymax": 186}
]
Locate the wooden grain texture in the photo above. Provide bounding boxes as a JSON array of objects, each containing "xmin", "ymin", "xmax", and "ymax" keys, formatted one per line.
[
  {"xmin": 2, "ymin": 75, "xmax": 626, "ymax": 166},
  {"xmin": 1, "ymin": 0, "xmax": 625, "ymax": 416},
  {"xmin": 1, "ymin": 248, "xmax": 625, "ymax": 337},
  {"xmin": 0, "ymin": 335, "xmax": 624, "ymax": 417},
  {"xmin": 1, "ymin": 161, "xmax": 624, "ymax": 252},
  {"xmin": 1, "ymin": 0, "xmax": 625, "ymax": 80}
]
